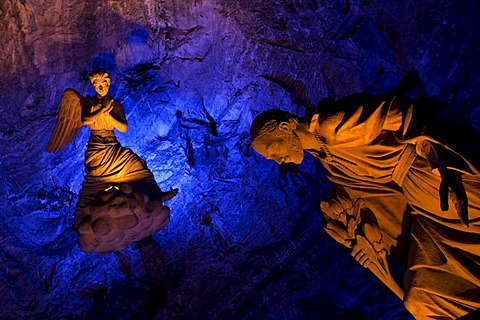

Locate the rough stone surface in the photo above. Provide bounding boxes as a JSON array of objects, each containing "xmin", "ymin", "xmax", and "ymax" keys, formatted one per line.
[{"xmin": 0, "ymin": 0, "xmax": 479, "ymax": 319}]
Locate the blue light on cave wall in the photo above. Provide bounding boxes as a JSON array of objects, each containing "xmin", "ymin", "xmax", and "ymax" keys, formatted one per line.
[
  {"xmin": 127, "ymin": 27, "xmax": 149, "ymax": 44},
  {"xmin": 92, "ymin": 53, "xmax": 118, "ymax": 73},
  {"xmin": 3, "ymin": 0, "xmax": 479, "ymax": 319},
  {"xmin": 28, "ymin": 59, "xmax": 405, "ymax": 318}
]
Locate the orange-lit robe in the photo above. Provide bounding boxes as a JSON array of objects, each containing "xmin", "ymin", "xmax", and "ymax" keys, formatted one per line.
[
  {"xmin": 83, "ymin": 95, "xmax": 154, "ymax": 185},
  {"xmin": 308, "ymin": 95, "xmax": 480, "ymax": 319},
  {"xmin": 74, "ymin": 95, "xmax": 159, "ymax": 229}
]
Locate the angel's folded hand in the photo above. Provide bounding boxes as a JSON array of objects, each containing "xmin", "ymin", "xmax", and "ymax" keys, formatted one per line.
[{"xmin": 102, "ymin": 101, "xmax": 114, "ymax": 113}]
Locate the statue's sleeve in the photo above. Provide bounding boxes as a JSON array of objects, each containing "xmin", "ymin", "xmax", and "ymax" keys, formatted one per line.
[
  {"xmin": 315, "ymin": 94, "xmax": 412, "ymax": 147},
  {"xmin": 112, "ymin": 100, "xmax": 127, "ymax": 125},
  {"xmin": 81, "ymin": 97, "xmax": 94, "ymax": 120},
  {"xmin": 416, "ymin": 137, "xmax": 480, "ymax": 175}
]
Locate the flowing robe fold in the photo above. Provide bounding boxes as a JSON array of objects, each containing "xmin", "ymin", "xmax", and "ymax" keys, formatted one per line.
[
  {"xmin": 74, "ymin": 95, "xmax": 160, "ymax": 229},
  {"xmin": 308, "ymin": 94, "xmax": 480, "ymax": 319}
]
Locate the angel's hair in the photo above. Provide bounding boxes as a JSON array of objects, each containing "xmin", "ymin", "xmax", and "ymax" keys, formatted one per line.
[
  {"xmin": 89, "ymin": 68, "xmax": 110, "ymax": 83},
  {"xmin": 250, "ymin": 109, "xmax": 298, "ymax": 146}
]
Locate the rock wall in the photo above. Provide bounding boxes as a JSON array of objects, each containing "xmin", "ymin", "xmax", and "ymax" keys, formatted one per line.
[{"xmin": 0, "ymin": 0, "xmax": 479, "ymax": 318}]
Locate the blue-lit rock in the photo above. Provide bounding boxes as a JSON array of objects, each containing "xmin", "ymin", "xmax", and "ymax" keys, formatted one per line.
[{"xmin": 0, "ymin": 0, "xmax": 479, "ymax": 319}]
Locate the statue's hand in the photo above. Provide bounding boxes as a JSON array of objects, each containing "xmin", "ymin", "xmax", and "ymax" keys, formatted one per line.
[
  {"xmin": 102, "ymin": 99, "xmax": 114, "ymax": 114},
  {"xmin": 439, "ymin": 169, "xmax": 469, "ymax": 227}
]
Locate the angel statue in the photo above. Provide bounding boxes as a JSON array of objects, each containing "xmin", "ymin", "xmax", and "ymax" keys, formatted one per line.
[{"xmin": 46, "ymin": 68, "xmax": 178, "ymax": 254}]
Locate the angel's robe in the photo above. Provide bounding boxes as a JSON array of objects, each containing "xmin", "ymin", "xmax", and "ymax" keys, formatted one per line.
[
  {"xmin": 75, "ymin": 95, "xmax": 157, "ymax": 205},
  {"xmin": 46, "ymin": 88, "xmax": 172, "ymax": 253},
  {"xmin": 82, "ymin": 95, "xmax": 154, "ymax": 185},
  {"xmin": 307, "ymin": 94, "xmax": 480, "ymax": 319}
]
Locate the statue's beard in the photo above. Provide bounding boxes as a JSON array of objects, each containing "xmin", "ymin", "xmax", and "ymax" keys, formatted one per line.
[{"xmin": 286, "ymin": 134, "xmax": 304, "ymax": 164}]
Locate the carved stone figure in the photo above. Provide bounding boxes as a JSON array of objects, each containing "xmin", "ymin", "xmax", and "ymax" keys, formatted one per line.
[
  {"xmin": 46, "ymin": 68, "xmax": 178, "ymax": 254},
  {"xmin": 250, "ymin": 94, "xmax": 480, "ymax": 319}
]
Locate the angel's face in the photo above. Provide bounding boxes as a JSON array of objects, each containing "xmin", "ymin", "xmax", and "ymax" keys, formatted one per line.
[{"xmin": 91, "ymin": 77, "xmax": 111, "ymax": 98}]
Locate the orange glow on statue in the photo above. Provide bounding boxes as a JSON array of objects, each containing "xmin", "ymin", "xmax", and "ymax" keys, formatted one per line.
[
  {"xmin": 250, "ymin": 95, "xmax": 480, "ymax": 319},
  {"xmin": 46, "ymin": 68, "xmax": 178, "ymax": 254}
]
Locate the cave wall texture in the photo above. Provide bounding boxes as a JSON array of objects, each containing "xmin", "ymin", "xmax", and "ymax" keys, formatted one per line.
[{"xmin": 0, "ymin": 0, "xmax": 479, "ymax": 319}]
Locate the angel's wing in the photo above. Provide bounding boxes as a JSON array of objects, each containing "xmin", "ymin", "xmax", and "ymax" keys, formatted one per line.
[{"xmin": 46, "ymin": 88, "xmax": 84, "ymax": 153}]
